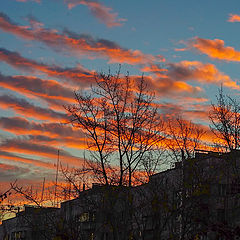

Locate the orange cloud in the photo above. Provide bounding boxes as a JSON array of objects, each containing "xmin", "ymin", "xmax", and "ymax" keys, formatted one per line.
[
  {"xmin": 228, "ymin": 14, "xmax": 240, "ymax": 22},
  {"xmin": 0, "ymin": 48, "xmax": 204, "ymax": 102},
  {"xmin": 0, "ymin": 95, "xmax": 67, "ymax": 122},
  {"xmin": 16, "ymin": 0, "xmax": 40, "ymax": 2},
  {"xmin": 183, "ymin": 106, "xmax": 211, "ymax": 123},
  {"xmin": 0, "ymin": 73, "xmax": 75, "ymax": 105},
  {"xmin": 141, "ymin": 64, "xmax": 168, "ymax": 78},
  {"xmin": 141, "ymin": 60, "xmax": 236, "ymax": 97},
  {"xmin": 163, "ymin": 118, "xmax": 218, "ymax": 152},
  {"xmin": 168, "ymin": 60, "xmax": 239, "ymax": 90},
  {"xmin": 174, "ymin": 48, "xmax": 188, "ymax": 52},
  {"xmin": 0, "ymin": 116, "xmax": 87, "ymax": 150},
  {"xmin": 152, "ymin": 102, "xmax": 210, "ymax": 124},
  {"xmin": 190, "ymin": 37, "xmax": 240, "ymax": 62},
  {"xmin": 0, "ymin": 13, "xmax": 159, "ymax": 65},
  {"xmin": 0, "ymin": 48, "xmax": 94, "ymax": 86},
  {"xmin": 0, "ymin": 139, "xmax": 84, "ymax": 167},
  {"xmin": 0, "ymin": 151, "xmax": 54, "ymax": 170},
  {"xmin": 65, "ymin": 0, "xmax": 126, "ymax": 27},
  {"xmin": 139, "ymin": 75, "xmax": 203, "ymax": 98}
]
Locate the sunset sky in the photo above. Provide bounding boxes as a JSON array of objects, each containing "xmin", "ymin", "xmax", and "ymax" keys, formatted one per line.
[{"xmin": 1, "ymin": 0, "xmax": 240, "ymax": 186}]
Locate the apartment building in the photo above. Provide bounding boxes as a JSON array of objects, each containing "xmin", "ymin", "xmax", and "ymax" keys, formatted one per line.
[
  {"xmin": 0, "ymin": 205, "xmax": 59, "ymax": 240},
  {"xmin": 1, "ymin": 150, "xmax": 240, "ymax": 239}
]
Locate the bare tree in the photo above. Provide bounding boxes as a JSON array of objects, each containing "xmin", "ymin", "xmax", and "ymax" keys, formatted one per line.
[
  {"xmin": 165, "ymin": 117, "xmax": 206, "ymax": 162},
  {"xmin": 7, "ymin": 182, "xmax": 60, "ymax": 240},
  {"xmin": 0, "ymin": 184, "xmax": 14, "ymax": 223},
  {"xmin": 208, "ymin": 88, "xmax": 240, "ymax": 238},
  {"xmin": 64, "ymin": 70, "xmax": 165, "ymax": 186},
  {"xmin": 163, "ymin": 117, "xmax": 208, "ymax": 239},
  {"xmin": 209, "ymin": 87, "xmax": 240, "ymax": 151}
]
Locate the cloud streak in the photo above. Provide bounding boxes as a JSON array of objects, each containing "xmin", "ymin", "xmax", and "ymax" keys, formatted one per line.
[
  {"xmin": 0, "ymin": 95, "xmax": 67, "ymax": 122},
  {"xmin": 133, "ymin": 75, "xmax": 203, "ymax": 99},
  {"xmin": 65, "ymin": 0, "xmax": 126, "ymax": 27},
  {"xmin": 167, "ymin": 60, "xmax": 239, "ymax": 90},
  {"xmin": 16, "ymin": 0, "xmax": 40, "ymax": 2},
  {"xmin": 0, "ymin": 13, "xmax": 158, "ymax": 65},
  {"xmin": 0, "ymin": 48, "xmax": 93, "ymax": 85},
  {"xmin": 0, "ymin": 150, "xmax": 54, "ymax": 170},
  {"xmin": 189, "ymin": 37, "xmax": 240, "ymax": 62},
  {"xmin": 0, "ymin": 162, "xmax": 30, "ymax": 181},
  {"xmin": 0, "ymin": 116, "xmax": 87, "ymax": 149},
  {"xmin": 228, "ymin": 14, "xmax": 240, "ymax": 22},
  {"xmin": 0, "ymin": 73, "xmax": 75, "ymax": 104},
  {"xmin": 0, "ymin": 138, "xmax": 85, "ymax": 167}
]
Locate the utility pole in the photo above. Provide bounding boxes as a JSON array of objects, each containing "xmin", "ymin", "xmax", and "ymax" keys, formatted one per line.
[
  {"xmin": 54, "ymin": 150, "xmax": 60, "ymax": 207},
  {"xmin": 41, "ymin": 177, "xmax": 45, "ymax": 204}
]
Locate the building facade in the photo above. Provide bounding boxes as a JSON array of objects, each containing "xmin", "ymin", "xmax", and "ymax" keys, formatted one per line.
[
  {"xmin": 0, "ymin": 206, "xmax": 59, "ymax": 240},
  {"xmin": 1, "ymin": 150, "xmax": 240, "ymax": 239}
]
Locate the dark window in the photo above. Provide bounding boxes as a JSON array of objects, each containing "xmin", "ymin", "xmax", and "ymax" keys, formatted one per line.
[
  {"xmin": 230, "ymin": 183, "xmax": 240, "ymax": 194},
  {"xmin": 101, "ymin": 232, "xmax": 109, "ymax": 240},
  {"xmin": 218, "ymin": 184, "xmax": 227, "ymax": 196},
  {"xmin": 217, "ymin": 209, "xmax": 225, "ymax": 222}
]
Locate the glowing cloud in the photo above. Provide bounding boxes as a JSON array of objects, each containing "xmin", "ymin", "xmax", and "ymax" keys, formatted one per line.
[
  {"xmin": 0, "ymin": 95, "xmax": 67, "ymax": 122},
  {"xmin": 0, "ymin": 117, "xmax": 86, "ymax": 149},
  {"xmin": 133, "ymin": 75, "xmax": 203, "ymax": 98},
  {"xmin": 0, "ymin": 150, "xmax": 54, "ymax": 170},
  {"xmin": 65, "ymin": 0, "xmax": 126, "ymax": 27},
  {"xmin": 0, "ymin": 162, "xmax": 30, "ymax": 181},
  {"xmin": 0, "ymin": 13, "xmax": 158, "ymax": 65},
  {"xmin": 141, "ymin": 64, "xmax": 168, "ymax": 78},
  {"xmin": 0, "ymin": 48, "xmax": 94, "ymax": 85},
  {"xmin": 0, "ymin": 139, "xmax": 84, "ymax": 167},
  {"xmin": 0, "ymin": 73, "xmax": 75, "ymax": 104},
  {"xmin": 16, "ymin": 0, "xmax": 40, "ymax": 2},
  {"xmin": 167, "ymin": 60, "xmax": 239, "ymax": 89},
  {"xmin": 228, "ymin": 14, "xmax": 240, "ymax": 22},
  {"xmin": 190, "ymin": 37, "xmax": 240, "ymax": 62}
]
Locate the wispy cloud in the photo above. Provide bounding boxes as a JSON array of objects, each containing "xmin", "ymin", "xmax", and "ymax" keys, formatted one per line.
[
  {"xmin": 0, "ymin": 138, "xmax": 84, "ymax": 167},
  {"xmin": 0, "ymin": 150, "xmax": 55, "ymax": 170},
  {"xmin": 141, "ymin": 60, "xmax": 237, "ymax": 91},
  {"xmin": 228, "ymin": 14, "xmax": 240, "ymax": 22},
  {"xmin": 15, "ymin": 0, "xmax": 124, "ymax": 27},
  {"xmin": 0, "ymin": 13, "xmax": 158, "ymax": 65},
  {"xmin": 65, "ymin": 0, "xmax": 126, "ymax": 27},
  {"xmin": 167, "ymin": 60, "xmax": 239, "ymax": 90},
  {"xmin": 0, "ymin": 95, "xmax": 67, "ymax": 122},
  {"xmin": 0, "ymin": 73, "xmax": 75, "ymax": 104},
  {"xmin": 189, "ymin": 37, "xmax": 240, "ymax": 62},
  {"xmin": 0, "ymin": 48, "xmax": 94, "ymax": 85},
  {"xmin": 0, "ymin": 162, "xmax": 30, "ymax": 181},
  {"xmin": 16, "ymin": 0, "xmax": 41, "ymax": 3},
  {"xmin": 141, "ymin": 64, "xmax": 168, "ymax": 78},
  {"xmin": 0, "ymin": 116, "xmax": 87, "ymax": 149},
  {"xmin": 133, "ymin": 75, "xmax": 203, "ymax": 99}
]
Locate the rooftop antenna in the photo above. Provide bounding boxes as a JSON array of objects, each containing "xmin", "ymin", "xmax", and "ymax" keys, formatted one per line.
[{"xmin": 54, "ymin": 149, "xmax": 60, "ymax": 207}]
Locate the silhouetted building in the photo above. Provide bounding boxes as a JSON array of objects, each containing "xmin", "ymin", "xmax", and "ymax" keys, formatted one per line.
[
  {"xmin": 2, "ymin": 150, "xmax": 240, "ymax": 239},
  {"xmin": 144, "ymin": 150, "xmax": 240, "ymax": 239},
  {"xmin": 57, "ymin": 183, "xmax": 132, "ymax": 240},
  {"xmin": 0, "ymin": 205, "xmax": 59, "ymax": 240}
]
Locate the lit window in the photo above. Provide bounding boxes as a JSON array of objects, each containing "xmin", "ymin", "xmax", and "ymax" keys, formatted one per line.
[
  {"xmin": 90, "ymin": 232, "xmax": 94, "ymax": 240},
  {"xmin": 79, "ymin": 212, "xmax": 90, "ymax": 222}
]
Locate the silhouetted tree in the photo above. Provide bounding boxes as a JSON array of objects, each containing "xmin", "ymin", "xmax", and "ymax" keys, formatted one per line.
[
  {"xmin": 208, "ymin": 88, "xmax": 240, "ymax": 239},
  {"xmin": 165, "ymin": 117, "xmax": 206, "ymax": 161},
  {"xmin": 64, "ymin": 69, "xmax": 165, "ymax": 186},
  {"xmin": 210, "ymin": 87, "xmax": 240, "ymax": 151},
  {"xmin": 0, "ymin": 184, "xmax": 14, "ymax": 223},
  {"xmin": 164, "ymin": 117, "xmax": 208, "ymax": 239}
]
